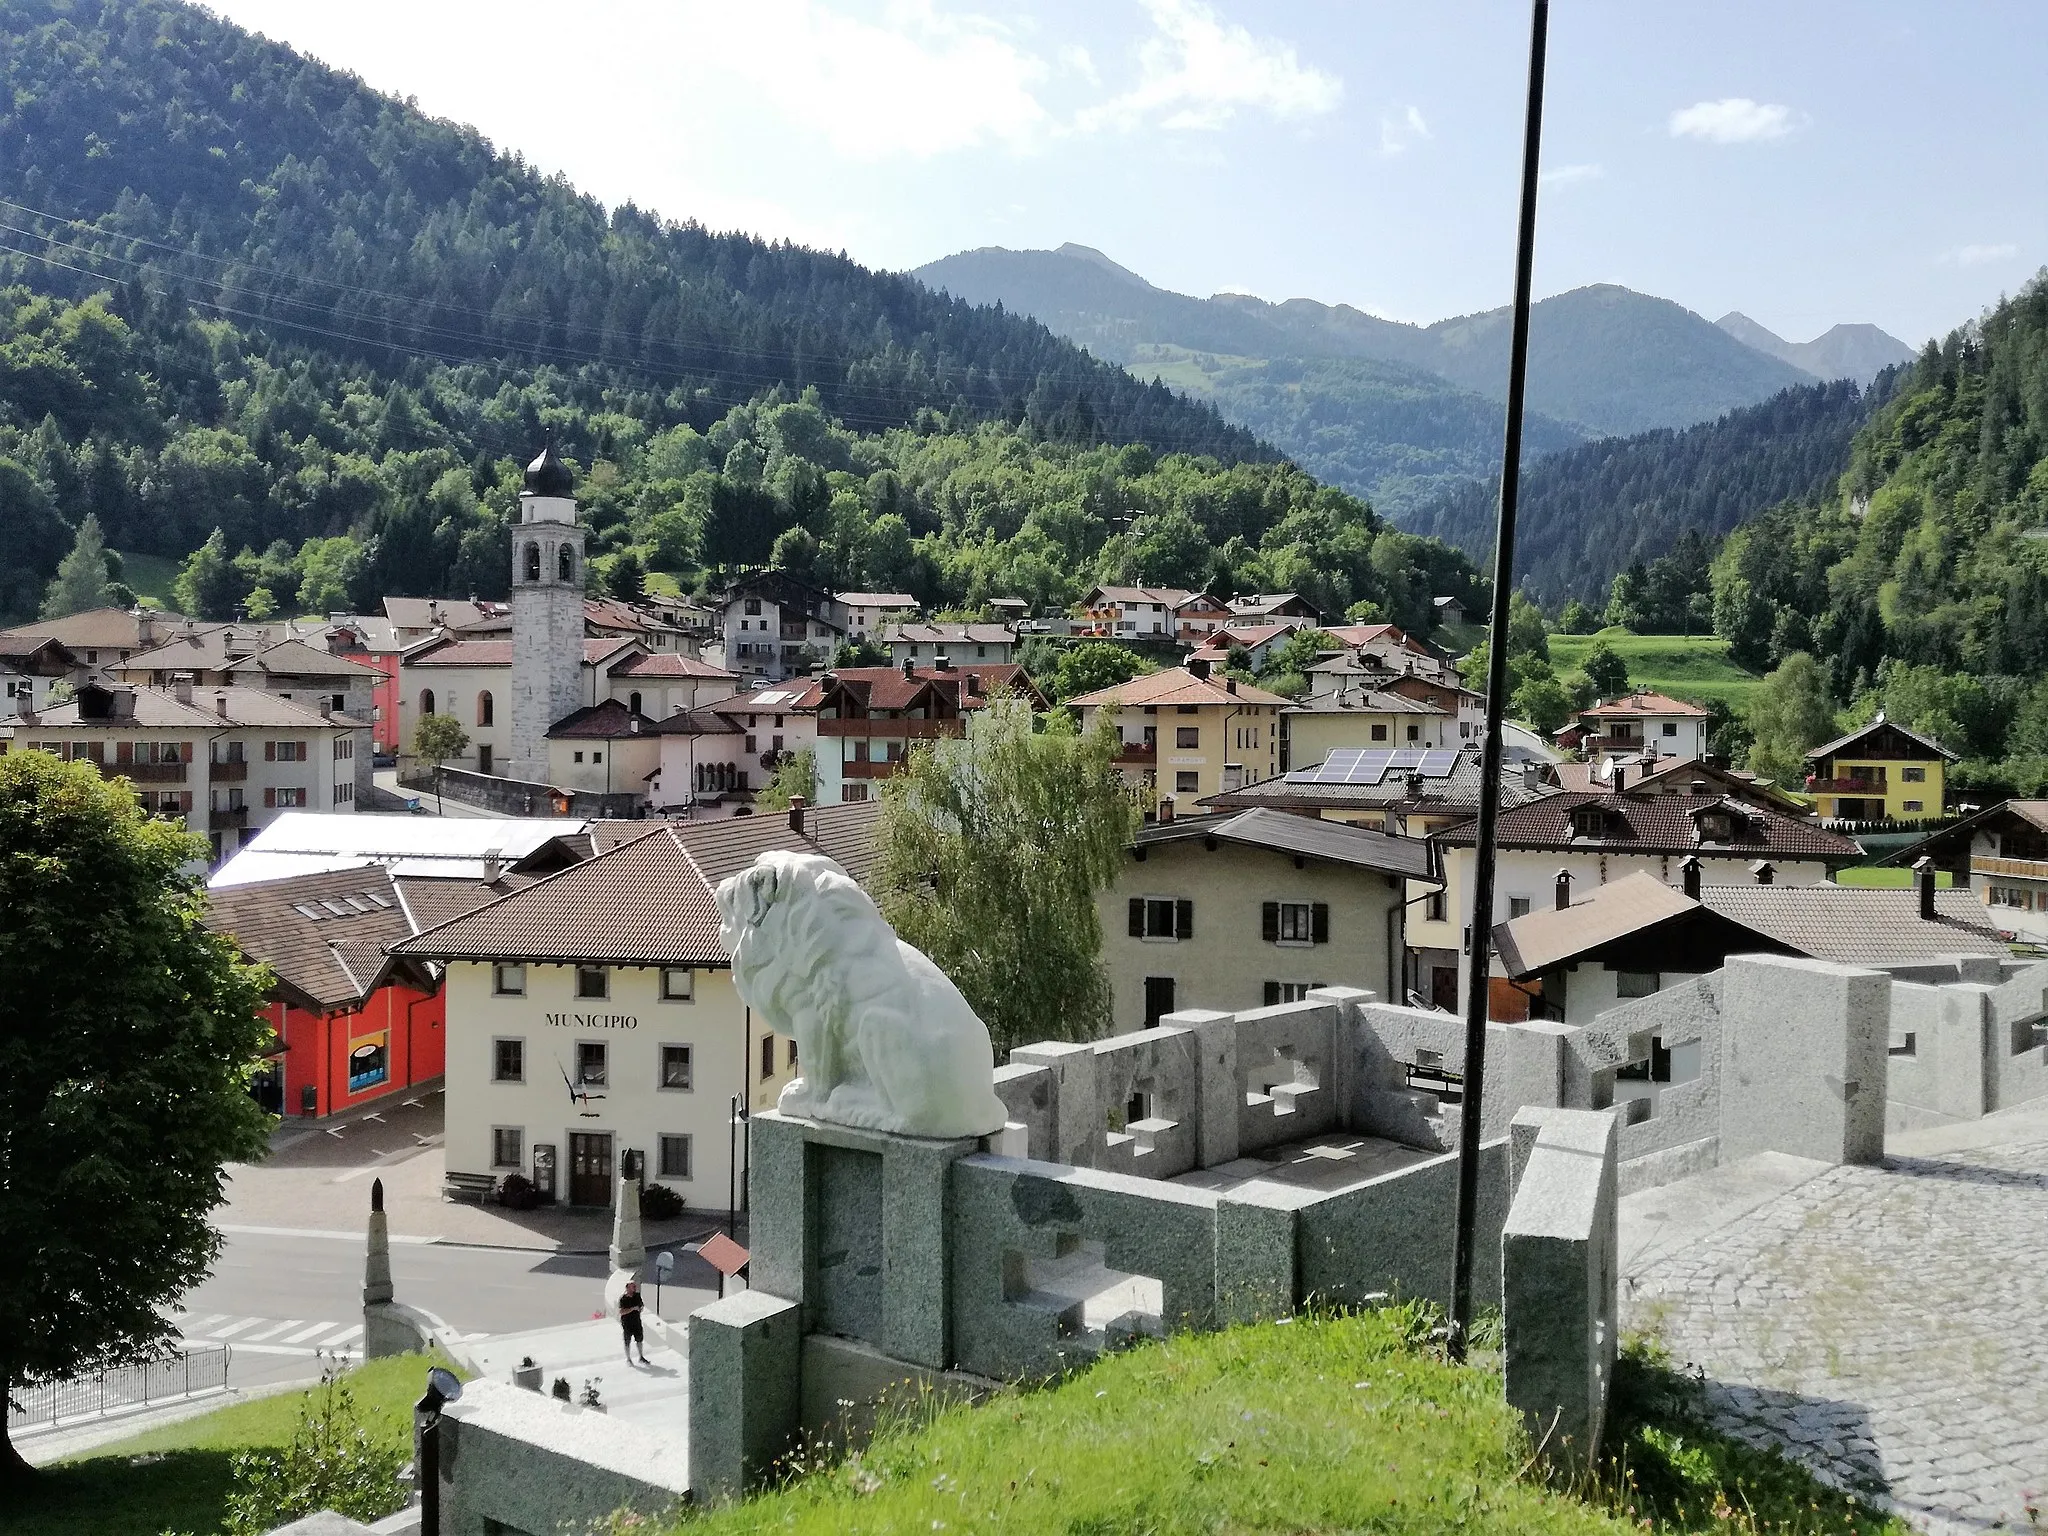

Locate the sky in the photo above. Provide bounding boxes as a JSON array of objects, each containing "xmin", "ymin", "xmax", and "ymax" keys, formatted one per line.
[{"xmin": 205, "ymin": 0, "xmax": 2046, "ymax": 349}]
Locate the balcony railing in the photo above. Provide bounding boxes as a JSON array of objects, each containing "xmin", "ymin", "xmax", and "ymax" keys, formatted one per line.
[
  {"xmin": 1114, "ymin": 744, "xmax": 1158, "ymax": 765},
  {"xmin": 1811, "ymin": 777, "xmax": 1888, "ymax": 794},
  {"xmin": 209, "ymin": 805, "xmax": 249, "ymax": 831},
  {"xmin": 209, "ymin": 759, "xmax": 249, "ymax": 781},
  {"xmin": 119, "ymin": 761, "xmax": 189, "ymax": 783},
  {"xmin": 1972, "ymin": 853, "xmax": 2048, "ymax": 882},
  {"xmin": 841, "ymin": 759, "xmax": 901, "ymax": 780},
  {"xmin": 818, "ymin": 717, "xmax": 956, "ymax": 739}
]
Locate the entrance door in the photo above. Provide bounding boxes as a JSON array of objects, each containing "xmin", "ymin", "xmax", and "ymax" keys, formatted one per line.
[
  {"xmin": 568, "ymin": 1132, "xmax": 613, "ymax": 1207},
  {"xmin": 477, "ymin": 744, "xmax": 493, "ymax": 775},
  {"xmin": 1143, "ymin": 976, "xmax": 1176, "ymax": 1028},
  {"xmin": 1431, "ymin": 966, "xmax": 1459, "ymax": 1012}
]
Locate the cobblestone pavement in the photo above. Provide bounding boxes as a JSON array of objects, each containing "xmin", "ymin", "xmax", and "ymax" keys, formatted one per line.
[{"xmin": 1624, "ymin": 1133, "xmax": 2048, "ymax": 1535}]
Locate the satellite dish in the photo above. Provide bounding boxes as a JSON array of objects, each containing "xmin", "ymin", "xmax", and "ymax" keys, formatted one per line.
[{"xmin": 427, "ymin": 1366, "xmax": 464, "ymax": 1404}]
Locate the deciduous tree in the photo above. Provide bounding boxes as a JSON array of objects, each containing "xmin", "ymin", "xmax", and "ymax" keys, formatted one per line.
[{"xmin": 0, "ymin": 754, "xmax": 273, "ymax": 1485}]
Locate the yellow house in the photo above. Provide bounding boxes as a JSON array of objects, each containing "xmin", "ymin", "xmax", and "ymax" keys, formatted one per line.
[
  {"xmin": 1804, "ymin": 715, "xmax": 1956, "ymax": 822},
  {"xmin": 1282, "ymin": 688, "xmax": 1449, "ymax": 769},
  {"xmin": 1069, "ymin": 660, "xmax": 1288, "ymax": 805}
]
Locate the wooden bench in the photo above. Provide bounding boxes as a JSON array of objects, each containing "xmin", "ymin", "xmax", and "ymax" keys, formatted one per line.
[{"xmin": 442, "ymin": 1171, "xmax": 497, "ymax": 1205}]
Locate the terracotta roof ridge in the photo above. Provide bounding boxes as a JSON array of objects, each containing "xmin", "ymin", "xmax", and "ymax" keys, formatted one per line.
[{"xmin": 390, "ymin": 822, "xmax": 678, "ymax": 953}]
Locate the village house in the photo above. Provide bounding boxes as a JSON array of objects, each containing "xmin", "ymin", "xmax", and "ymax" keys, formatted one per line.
[
  {"xmin": 1550, "ymin": 752, "xmax": 1809, "ymax": 814},
  {"xmin": 209, "ymin": 809, "xmax": 595, "ymax": 888},
  {"xmin": 1097, "ymin": 806, "xmax": 1438, "ymax": 1030},
  {"xmin": 1074, "ymin": 585, "xmax": 1193, "ymax": 639},
  {"xmin": 0, "ymin": 632, "xmax": 76, "ymax": 717},
  {"xmin": 391, "ymin": 801, "xmax": 881, "ymax": 1213},
  {"xmin": 1227, "ymin": 592, "xmax": 1322, "ymax": 625},
  {"xmin": 1555, "ymin": 691, "xmax": 1711, "ymax": 766},
  {"xmin": 1890, "ymin": 800, "xmax": 2048, "ymax": 943},
  {"xmin": 716, "ymin": 569, "xmax": 846, "ymax": 682},
  {"xmin": 1188, "ymin": 620, "xmax": 1305, "ymax": 672},
  {"xmin": 1282, "ymin": 687, "xmax": 1450, "ymax": 766},
  {"xmin": 1804, "ymin": 715, "xmax": 1956, "ymax": 822},
  {"xmin": 646, "ymin": 707, "xmax": 756, "ymax": 817},
  {"xmin": 1069, "ymin": 658, "xmax": 1288, "ymax": 803},
  {"xmin": 0, "ymin": 604, "xmax": 188, "ymax": 680},
  {"xmin": 881, "ymin": 623, "xmax": 1017, "ymax": 666},
  {"xmin": 812, "ymin": 662, "xmax": 1040, "ymax": 805},
  {"xmin": 1420, "ymin": 787, "xmax": 1861, "ymax": 1016},
  {"xmin": 545, "ymin": 699, "xmax": 662, "ymax": 803},
  {"xmin": 9, "ymin": 680, "xmax": 366, "ymax": 861},
  {"xmin": 837, "ymin": 592, "xmax": 919, "ymax": 638},
  {"xmin": 1493, "ymin": 863, "xmax": 2007, "ymax": 1028},
  {"xmin": 1168, "ymin": 592, "xmax": 1234, "ymax": 642}
]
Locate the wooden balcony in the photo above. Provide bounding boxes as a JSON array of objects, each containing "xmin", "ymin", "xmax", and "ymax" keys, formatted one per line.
[
  {"xmin": 1811, "ymin": 777, "xmax": 1887, "ymax": 794},
  {"xmin": 1972, "ymin": 853, "xmax": 2048, "ymax": 882},
  {"xmin": 209, "ymin": 758, "xmax": 249, "ymax": 781},
  {"xmin": 1114, "ymin": 743, "xmax": 1157, "ymax": 765},
  {"xmin": 119, "ymin": 760, "xmax": 189, "ymax": 783},
  {"xmin": 209, "ymin": 805, "xmax": 249, "ymax": 831},
  {"xmin": 841, "ymin": 759, "xmax": 902, "ymax": 781},
  {"xmin": 818, "ymin": 717, "xmax": 956, "ymax": 739}
]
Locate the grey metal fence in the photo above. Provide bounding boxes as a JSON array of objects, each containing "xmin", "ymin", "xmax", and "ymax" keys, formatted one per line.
[{"xmin": 6, "ymin": 1344, "xmax": 231, "ymax": 1433}]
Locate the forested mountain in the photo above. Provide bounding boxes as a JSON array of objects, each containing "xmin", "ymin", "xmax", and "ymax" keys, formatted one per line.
[
  {"xmin": 1404, "ymin": 376, "xmax": 1888, "ymax": 607},
  {"xmin": 0, "ymin": 0, "xmax": 1258, "ymax": 458},
  {"xmin": 0, "ymin": 0, "xmax": 1492, "ymax": 627},
  {"xmin": 914, "ymin": 245, "xmax": 1822, "ymax": 451},
  {"xmin": 1706, "ymin": 275, "xmax": 2048, "ymax": 792},
  {"xmin": 1715, "ymin": 312, "xmax": 1912, "ymax": 386}
]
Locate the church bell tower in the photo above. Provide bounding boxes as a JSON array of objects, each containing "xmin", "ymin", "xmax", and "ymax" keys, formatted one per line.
[{"xmin": 508, "ymin": 442, "xmax": 586, "ymax": 785}]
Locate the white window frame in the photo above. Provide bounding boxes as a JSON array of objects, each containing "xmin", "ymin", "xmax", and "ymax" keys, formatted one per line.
[
  {"xmin": 492, "ymin": 1036, "xmax": 525, "ymax": 1084},
  {"xmin": 1276, "ymin": 901, "xmax": 1314, "ymax": 945},
  {"xmin": 660, "ymin": 1043, "xmax": 694, "ymax": 1092},
  {"xmin": 494, "ymin": 963, "xmax": 526, "ymax": 997},
  {"xmin": 658, "ymin": 1133, "xmax": 693, "ymax": 1180},
  {"xmin": 490, "ymin": 1126, "xmax": 523, "ymax": 1170},
  {"xmin": 660, "ymin": 967, "xmax": 695, "ymax": 1002}
]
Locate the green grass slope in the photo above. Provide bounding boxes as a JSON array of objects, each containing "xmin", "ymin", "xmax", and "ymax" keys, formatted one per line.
[
  {"xmin": 18, "ymin": 1351, "xmax": 456, "ymax": 1536},
  {"xmin": 1549, "ymin": 629, "xmax": 1766, "ymax": 709},
  {"xmin": 112, "ymin": 549, "xmax": 181, "ymax": 608},
  {"xmin": 675, "ymin": 1309, "xmax": 1902, "ymax": 1536}
]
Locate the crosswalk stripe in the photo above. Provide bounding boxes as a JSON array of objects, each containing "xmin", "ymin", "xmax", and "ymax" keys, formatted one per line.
[
  {"xmin": 319, "ymin": 1324, "xmax": 364, "ymax": 1348},
  {"xmin": 283, "ymin": 1320, "xmax": 339, "ymax": 1344},
  {"xmin": 243, "ymin": 1319, "xmax": 303, "ymax": 1342},
  {"xmin": 178, "ymin": 1313, "xmax": 227, "ymax": 1334},
  {"xmin": 208, "ymin": 1317, "xmax": 265, "ymax": 1340}
]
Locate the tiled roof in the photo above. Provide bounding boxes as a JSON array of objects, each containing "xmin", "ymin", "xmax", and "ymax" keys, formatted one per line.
[
  {"xmin": 1883, "ymin": 800, "xmax": 2048, "ymax": 867},
  {"xmin": 583, "ymin": 596, "xmax": 688, "ymax": 635},
  {"xmin": 392, "ymin": 800, "xmax": 883, "ymax": 967},
  {"xmin": 383, "ymin": 598, "xmax": 496, "ymax": 630},
  {"xmin": 546, "ymin": 699, "xmax": 659, "ymax": 740},
  {"xmin": 205, "ymin": 865, "xmax": 424, "ymax": 1010},
  {"xmin": 1206, "ymin": 750, "xmax": 1558, "ymax": 816},
  {"xmin": 882, "ymin": 624, "xmax": 1014, "ymax": 645},
  {"xmin": 25, "ymin": 684, "xmax": 365, "ymax": 730},
  {"xmin": 1432, "ymin": 791, "xmax": 1859, "ymax": 860},
  {"xmin": 1137, "ymin": 808, "xmax": 1436, "ymax": 880},
  {"xmin": 401, "ymin": 637, "xmax": 638, "ymax": 668},
  {"xmin": 0, "ymin": 633, "xmax": 75, "ymax": 669},
  {"xmin": 837, "ymin": 592, "xmax": 917, "ymax": 608},
  {"xmin": 1698, "ymin": 886, "xmax": 2007, "ymax": 965},
  {"xmin": 392, "ymin": 873, "xmax": 541, "ymax": 934},
  {"xmin": 648, "ymin": 706, "xmax": 743, "ymax": 737},
  {"xmin": 0, "ymin": 606, "xmax": 188, "ymax": 651},
  {"xmin": 723, "ymin": 680, "xmax": 826, "ymax": 712},
  {"xmin": 1491, "ymin": 872, "xmax": 1747, "ymax": 977},
  {"xmin": 1192, "ymin": 622, "xmax": 1297, "ymax": 652},
  {"xmin": 1577, "ymin": 691, "xmax": 1710, "ymax": 720},
  {"xmin": 1285, "ymin": 689, "xmax": 1445, "ymax": 717},
  {"xmin": 1551, "ymin": 756, "xmax": 1807, "ymax": 813},
  {"xmin": 823, "ymin": 664, "xmax": 1040, "ymax": 712},
  {"xmin": 1069, "ymin": 667, "xmax": 1291, "ymax": 709},
  {"xmin": 224, "ymin": 639, "xmax": 381, "ymax": 681},
  {"xmin": 607, "ymin": 651, "xmax": 734, "ymax": 679}
]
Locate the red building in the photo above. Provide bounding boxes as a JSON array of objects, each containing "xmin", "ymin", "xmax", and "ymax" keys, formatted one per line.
[{"xmin": 206, "ymin": 864, "xmax": 513, "ymax": 1115}]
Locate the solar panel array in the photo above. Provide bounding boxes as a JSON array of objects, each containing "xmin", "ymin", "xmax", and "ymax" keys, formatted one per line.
[{"xmin": 1284, "ymin": 747, "xmax": 1460, "ymax": 786}]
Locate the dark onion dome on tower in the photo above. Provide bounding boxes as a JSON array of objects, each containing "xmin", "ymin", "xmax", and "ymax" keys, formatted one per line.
[{"xmin": 524, "ymin": 442, "xmax": 575, "ymax": 497}]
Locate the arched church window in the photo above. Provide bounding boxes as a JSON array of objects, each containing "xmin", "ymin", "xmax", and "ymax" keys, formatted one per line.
[
  {"xmin": 524, "ymin": 542, "xmax": 541, "ymax": 583},
  {"xmin": 628, "ymin": 692, "xmax": 642, "ymax": 715},
  {"xmin": 558, "ymin": 544, "xmax": 575, "ymax": 583},
  {"xmin": 419, "ymin": 689, "xmax": 435, "ymax": 717},
  {"xmin": 477, "ymin": 691, "xmax": 494, "ymax": 727}
]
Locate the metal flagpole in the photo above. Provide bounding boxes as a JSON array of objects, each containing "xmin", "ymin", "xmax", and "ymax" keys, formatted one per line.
[{"xmin": 1449, "ymin": 0, "xmax": 1550, "ymax": 1362}]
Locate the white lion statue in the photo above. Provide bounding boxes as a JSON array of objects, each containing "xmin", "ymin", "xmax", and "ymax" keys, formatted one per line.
[{"xmin": 714, "ymin": 849, "xmax": 1009, "ymax": 1140}]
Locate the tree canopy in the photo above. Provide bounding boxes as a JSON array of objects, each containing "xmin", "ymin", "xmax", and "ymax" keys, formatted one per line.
[{"xmin": 0, "ymin": 753, "xmax": 273, "ymax": 1483}]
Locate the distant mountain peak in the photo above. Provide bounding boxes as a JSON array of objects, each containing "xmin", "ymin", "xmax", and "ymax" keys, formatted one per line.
[
  {"xmin": 1052, "ymin": 243, "xmax": 1152, "ymax": 286},
  {"xmin": 1715, "ymin": 311, "xmax": 1912, "ymax": 385}
]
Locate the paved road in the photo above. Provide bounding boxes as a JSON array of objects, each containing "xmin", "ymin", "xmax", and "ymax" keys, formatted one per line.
[
  {"xmin": 1623, "ymin": 1104, "xmax": 2048, "ymax": 1536},
  {"xmin": 179, "ymin": 1228, "xmax": 720, "ymax": 1390}
]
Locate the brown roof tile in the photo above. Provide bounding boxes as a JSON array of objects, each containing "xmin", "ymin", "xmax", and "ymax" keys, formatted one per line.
[
  {"xmin": 1070, "ymin": 668, "xmax": 1290, "ymax": 709},
  {"xmin": 1433, "ymin": 791, "xmax": 1858, "ymax": 861}
]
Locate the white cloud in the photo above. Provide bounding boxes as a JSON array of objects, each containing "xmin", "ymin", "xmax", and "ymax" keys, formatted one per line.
[
  {"xmin": 686, "ymin": 1, "xmax": 1051, "ymax": 161},
  {"xmin": 1942, "ymin": 242, "xmax": 2019, "ymax": 267},
  {"xmin": 1078, "ymin": 0, "xmax": 1342, "ymax": 134},
  {"xmin": 1379, "ymin": 105, "xmax": 1430, "ymax": 157},
  {"xmin": 1541, "ymin": 161, "xmax": 1604, "ymax": 187},
  {"xmin": 1668, "ymin": 98, "xmax": 1799, "ymax": 144}
]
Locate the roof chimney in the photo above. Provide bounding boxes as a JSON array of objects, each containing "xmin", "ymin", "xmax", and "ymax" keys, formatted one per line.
[
  {"xmin": 1611, "ymin": 764, "xmax": 1625, "ymax": 793},
  {"xmin": 1554, "ymin": 867, "xmax": 1571, "ymax": 910},
  {"xmin": 935, "ymin": 656, "xmax": 953, "ymax": 672},
  {"xmin": 1158, "ymin": 795, "xmax": 1175, "ymax": 823},
  {"xmin": 1225, "ymin": 676, "xmax": 1237, "ymax": 694},
  {"xmin": 1521, "ymin": 762, "xmax": 1542, "ymax": 790},
  {"xmin": 1913, "ymin": 854, "xmax": 1936, "ymax": 920},
  {"xmin": 901, "ymin": 657, "xmax": 915, "ymax": 678},
  {"xmin": 1690, "ymin": 777, "xmax": 1707, "ymax": 794},
  {"xmin": 1405, "ymin": 770, "xmax": 1424, "ymax": 800},
  {"xmin": 215, "ymin": 692, "xmax": 229, "ymax": 718},
  {"xmin": 1751, "ymin": 860, "xmax": 1775, "ymax": 885},
  {"xmin": 788, "ymin": 794, "xmax": 807, "ymax": 835},
  {"xmin": 173, "ymin": 674, "xmax": 193, "ymax": 706},
  {"xmin": 1186, "ymin": 656, "xmax": 1211, "ymax": 682},
  {"xmin": 1680, "ymin": 855, "xmax": 1701, "ymax": 900},
  {"xmin": 482, "ymin": 846, "xmax": 504, "ymax": 882}
]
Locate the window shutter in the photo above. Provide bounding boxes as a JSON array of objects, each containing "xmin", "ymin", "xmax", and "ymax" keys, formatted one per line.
[
  {"xmin": 1263, "ymin": 981, "xmax": 1280, "ymax": 1007},
  {"xmin": 180, "ymin": 792, "xmax": 193, "ymax": 813},
  {"xmin": 1261, "ymin": 901, "xmax": 1279, "ymax": 942},
  {"xmin": 297, "ymin": 740, "xmax": 308, "ymax": 760},
  {"xmin": 265, "ymin": 741, "xmax": 276, "ymax": 761},
  {"xmin": 1175, "ymin": 898, "xmax": 1194, "ymax": 940},
  {"xmin": 1128, "ymin": 897, "xmax": 1145, "ymax": 938},
  {"xmin": 182, "ymin": 741, "xmax": 193, "ymax": 762},
  {"xmin": 264, "ymin": 787, "xmax": 277, "ymax": 808},
  {"xmin": 1312, "ymin": 903, "xmax": 1331, "ymax": 944},
  {"xmin": 116, "ymin": 741, "xmax": 133, "ymax": 764}
]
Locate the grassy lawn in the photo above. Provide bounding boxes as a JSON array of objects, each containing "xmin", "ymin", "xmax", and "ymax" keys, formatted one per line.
[
  {"xmin": 1547, "ymin": 630, "xmax": 1765, "ymax": 710},
  {"xmin": 1833, "ymin": 866, "xmax": 1954, "ymax": 888},
  {"xmin": 16, "ymin": 1350, "xmax": 456, "ymax": 1536},
  {"xmin": 673, "ymin": 1308, "xmax": 1902, "ymax": 1536},
  {"xmin": 113, "ymin": 549, "xmax": 182, "ymax": 608}
]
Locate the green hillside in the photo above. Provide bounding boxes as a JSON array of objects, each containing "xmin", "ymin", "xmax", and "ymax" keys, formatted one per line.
[{"xmin": 1548, "ymin": 630, "xmax": 1766, "ymax": 709}]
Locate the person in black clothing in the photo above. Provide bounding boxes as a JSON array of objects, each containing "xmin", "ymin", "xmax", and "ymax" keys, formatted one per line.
[{"xmin": 619, "ymin": 1278, "xmax": 649, "ymax": 1365}]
